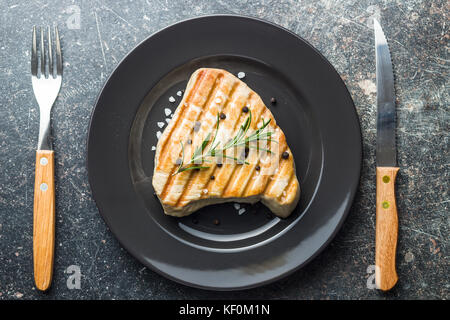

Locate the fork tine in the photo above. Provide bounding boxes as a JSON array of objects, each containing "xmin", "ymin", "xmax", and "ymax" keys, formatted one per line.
[
  {"xmin": 55, "ymin": 26, "xmax": 62, "ymax": 76},
  {"xmin": 40, "ymin": 27, "xmax": 45, "ymax": 77},
  {"xmin": 31, "ymin": 26, "xmax": 37, "ymax": 76},
  {"xmin": 47, "ymin": 26, "xmax": 53, "ymax": 78}
]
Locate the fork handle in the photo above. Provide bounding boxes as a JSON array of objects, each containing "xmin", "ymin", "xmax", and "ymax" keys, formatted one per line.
[{"xmin": 33, "ymin": 150, "xmax": 55, "ymax": 291}]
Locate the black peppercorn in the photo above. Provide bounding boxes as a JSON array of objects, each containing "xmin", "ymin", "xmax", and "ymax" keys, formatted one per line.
[
  {"xmin": 242, "ymin": 106, "xmax": 249, "ymax": 113},
  {"xmin": 255, "ymin": 165, "xmax": 260, "ymax": 171},
  {"xmin": 244, "ymin": 146, "xmax": 249, "ymax": 158},
  {"xmin": 210, "ymin": 175, "xmax": 215, "ymax": 180},
  {"xmin": 270, "ymin": 97, "xmax": 277, "ymax": 104},
  {"xmin": 217, "ymin": 163, "xmax": 223, "ymax": 168},
  {"xmin": 282, "ymin": 151, "xmax": 289, "ymax": 159},
  {"xmin": 219, "ymin": 112, "xmax": 226, "ymax": 120},
  {"xmin": 187, "ymin": 138, "xmax": 192, "ymax": 144}
]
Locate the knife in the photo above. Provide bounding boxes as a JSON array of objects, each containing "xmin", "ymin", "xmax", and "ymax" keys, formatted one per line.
[{"xmin": 374, "ymin": 18, "xmax": 399, "ymax": 291}]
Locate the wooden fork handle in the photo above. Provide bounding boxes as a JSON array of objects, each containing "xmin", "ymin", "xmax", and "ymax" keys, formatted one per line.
[
  {"xmin": 375, "ymin": 166, "xmax": 399, "ymax": 291},
  {"xmin": 33, "ymin": 150, "xmax": 55, "ymax": 291}
]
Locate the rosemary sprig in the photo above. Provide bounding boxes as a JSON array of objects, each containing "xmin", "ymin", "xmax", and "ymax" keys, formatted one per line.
[{"xmin": 173, "ymin": 109, "xmax": 274, "ymax": 175}]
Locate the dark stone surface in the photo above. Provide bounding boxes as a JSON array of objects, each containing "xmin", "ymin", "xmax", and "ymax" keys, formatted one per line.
[{"xmin": 0, "ymin": 0, "xmax": 448, "ymax": 300}]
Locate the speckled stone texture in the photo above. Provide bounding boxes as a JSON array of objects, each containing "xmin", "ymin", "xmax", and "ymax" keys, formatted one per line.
[{"xmin": 0, "ymin": 0, "xmax": 448, "ymax": 300}]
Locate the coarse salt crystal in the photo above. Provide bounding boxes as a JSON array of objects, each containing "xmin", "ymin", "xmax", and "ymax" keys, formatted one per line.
[
  {"xmin": 215, "ymin": 97, "xmax": 222, "ymax": 104},
  {"xmin": 169, "ymin": 96, "xmax": 175, "ymax": 103},
  {"xmin": 156, "ymin": 131, "xmax": 162, "ymax": 139},
  {"xmin": 164, "ymin": 108, "xmax": 172, "ymax": 116},
  {"xmin": 202, "ymin": 189, "xmax": 208, "ymax": 194},
  {"xmin": 165, "ymin": 118, "xmax": 171, "ymax": 124},
  {"xmin": 151, "ymin": 146, "xmax": 156, "ymax": 151},
  {"xmin": 177, "ymin": 91, "xmax": 182, "ymax": 96},
  {"xmin": 233, "ymin": 203, "xmax": 240, "ymax": 210},
  {"xmin": 157, "ymin": 122, "xmax": 165, "ymax": 128},
  {"xmin": 194, "ymin": 121, "xmax": 201, "ymax": 132},
  {"xmin": 237, "ymin": 72, "xmax": 245, "ymax": 79},
  {"xmin": 238, "ymin": 208, "xmax": 246, "ymax": 215}
]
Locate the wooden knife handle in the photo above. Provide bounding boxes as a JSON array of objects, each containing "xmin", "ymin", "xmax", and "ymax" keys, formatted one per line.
[
  {"xmin": 375, "ymin": 166, "xmax": 399, "ymax": 291},
  {"xmin": 33, "ymin": 150, "xmax": 55, "ymax": 291}
]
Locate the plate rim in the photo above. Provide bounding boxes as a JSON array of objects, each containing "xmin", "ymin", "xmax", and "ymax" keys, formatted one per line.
[{"xmin": 87, "ymin": 14, "xmax": 362, "ymax": 291}]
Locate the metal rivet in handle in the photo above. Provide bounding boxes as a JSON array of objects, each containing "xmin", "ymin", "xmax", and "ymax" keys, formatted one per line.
[
  {"xmin": 382, "ymin": 175, "xmax": 390, "ymax": 183},
  {"xmin": 40, "ymin": 183, "xmax": 48, "ymax": 191},
  {"xmin": 40, "ymin": 157, "xmax": 48, "ymax": 166},
  {"xmin": 382, "ymin": 201, "xmax": 390, "ymax": 209}
]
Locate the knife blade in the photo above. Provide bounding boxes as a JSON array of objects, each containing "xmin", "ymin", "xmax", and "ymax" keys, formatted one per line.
[
  {"xmin": 374, "ymin": 18, "xmax": 399, "ymax": 291},
  {"xmin": 375, "ymin": 19, "xmax": 396, "ymax": 167}
]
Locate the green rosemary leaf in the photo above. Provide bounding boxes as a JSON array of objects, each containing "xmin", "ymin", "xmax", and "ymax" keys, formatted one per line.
[
  {"xmin": 245, "ymin": 109, "xmax": 252, "ymax": 133},
  {"xmin": 225, "ymin": 128, "xmax": 243, "ymax": 149},
  {"xmin": 246, "ymin": 118, "xmax": 272, "ymax": 140},
  {"xmin": 211, "ymin": 140, "xmax": 221, "ymax": 152},
  {"xmin": 209, "ymin": 113, "xmax": 220, "ymax": 149},
  {"xmin": 246, "ymin": 145, "xmax": 273, "ymax": 153},
  {"xmin": 201, "ymin": 132, "xmax": 212, "ymax": 151},
  {"xmin": 192, "ymin": 132, "xmax": 211, "ymax": 162},
  {"xmin": 173, "ymin": 109, "xmax": 273, "ymax": 175},
  {"xmin": 244, "ymin": 132, "xmax": 273, "ymax": 143},
  {"xmin": 178, "ymin": 165, "xmax": 210, "ymax": 173}
]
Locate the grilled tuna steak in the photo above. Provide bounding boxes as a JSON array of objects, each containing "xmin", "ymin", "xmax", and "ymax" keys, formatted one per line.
[{"xmin": 152, "ymin": 68, "xmax": 300, "ymax": 218}]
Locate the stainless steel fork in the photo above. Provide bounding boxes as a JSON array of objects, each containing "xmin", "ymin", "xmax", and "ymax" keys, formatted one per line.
[{"xmin": 31, "ymin": 26, "xmax": 62, "ymax": 291}]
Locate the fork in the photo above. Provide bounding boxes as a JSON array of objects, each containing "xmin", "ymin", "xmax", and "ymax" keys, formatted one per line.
[{"xmin": 31, "ymin": 26, "xmax": 62, "ymax": 291}]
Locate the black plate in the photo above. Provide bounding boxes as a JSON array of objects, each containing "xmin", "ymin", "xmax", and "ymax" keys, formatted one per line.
[{"xmin": 87, "ymin": 15, "xmax": 362, "ymax": 290}]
